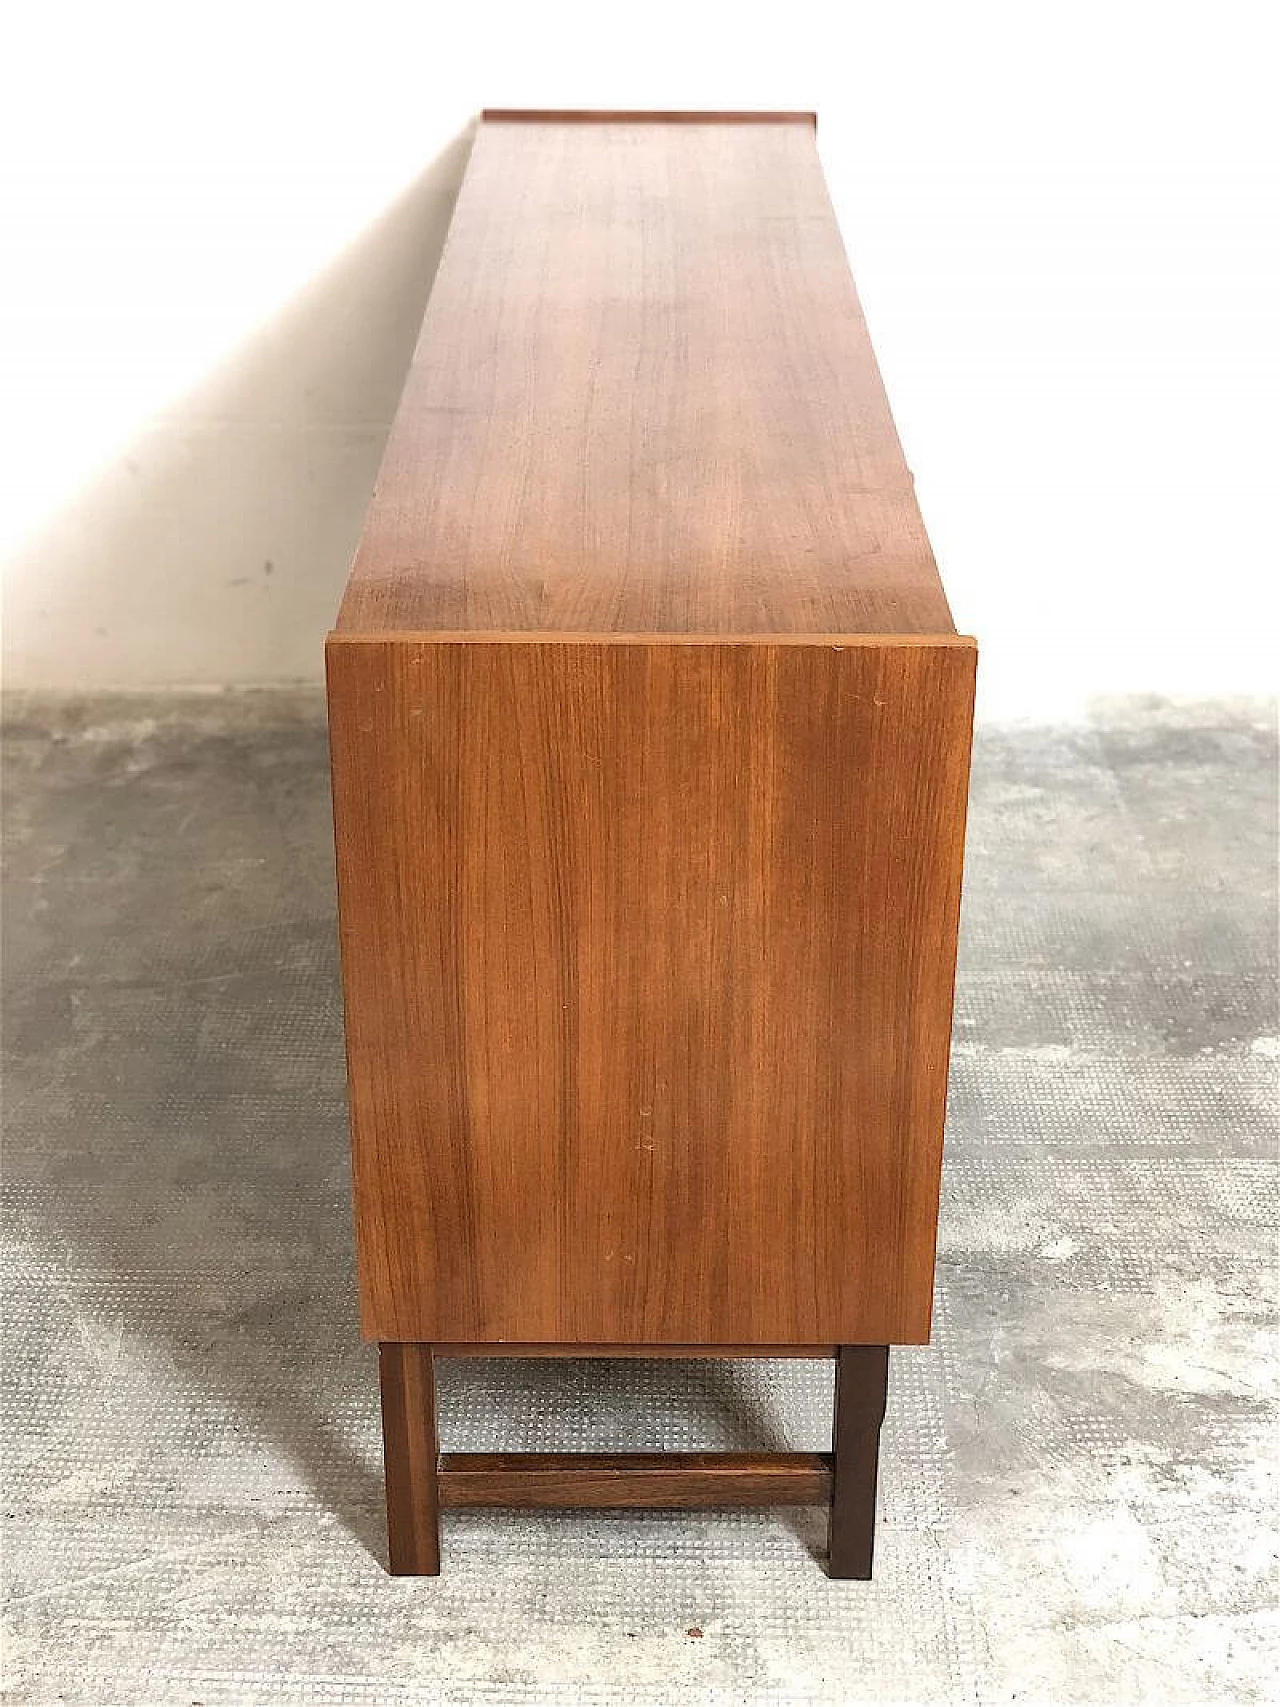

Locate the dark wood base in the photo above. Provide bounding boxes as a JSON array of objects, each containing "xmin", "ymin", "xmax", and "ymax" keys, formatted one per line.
[
  {"xmin": 378, "ymin": 1343, "xmax": 440, "ymax": 1575},
  {"xmin": 439, "ymin": 1451, "xmax": 833, "ymax": 1508},
  {"xmin": 377, "ymin": 1343, "xmax": 890, "ymax": 1578},
  {"xmin": 829, "ymin": 1344, "xmax": 890, "ymax": 1578}
]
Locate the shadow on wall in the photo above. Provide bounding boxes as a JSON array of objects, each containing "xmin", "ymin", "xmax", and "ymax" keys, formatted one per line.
[{"xmin": 3, "ymin": 126, "xmax": 476, "ymax": 690}]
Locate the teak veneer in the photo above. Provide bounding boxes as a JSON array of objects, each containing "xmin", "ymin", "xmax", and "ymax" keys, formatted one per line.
[{"xmin": 328, "ymin": 109, "xmax": 975, "ymax": 1579}]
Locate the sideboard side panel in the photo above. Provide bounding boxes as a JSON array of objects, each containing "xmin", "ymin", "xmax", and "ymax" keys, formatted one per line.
[{"xmin": 327, "ymin": 637, "xmax": 974, "ymax": 1345}]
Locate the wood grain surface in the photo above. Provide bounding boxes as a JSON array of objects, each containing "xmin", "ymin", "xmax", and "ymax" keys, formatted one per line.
[
  {"xmin": 378, "ymin": 1342, "xmax": 440, "ymax": 1574},
  {"xmin": 335, "ymin": 113, "xmax": 955, "ymax": 639},
  {"xmin": 329, "ymin": 634, "xmax": 974, "ymax": 1345},
  {"xmin": 436, "ymin": 1452, "xmax": 834, "ymax": 1509}
]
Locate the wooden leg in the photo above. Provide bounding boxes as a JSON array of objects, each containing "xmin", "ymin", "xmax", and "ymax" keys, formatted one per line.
[
  {"xmin": 828, "ymin": 1344, "xmax": 889, "ymax": 1579},
  {"xmin": 375, "ymin": 1343, "xmax": 890, "ymax": 1578},
  {"xmin": 379, "ymin": 1342, "xmax": 440, "ymax": 1576}
]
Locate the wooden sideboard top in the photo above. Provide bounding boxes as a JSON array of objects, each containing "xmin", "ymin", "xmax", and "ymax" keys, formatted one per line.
[{"xmin": 334, "ymin": 110, "xmax": 959, "ymax": 640}]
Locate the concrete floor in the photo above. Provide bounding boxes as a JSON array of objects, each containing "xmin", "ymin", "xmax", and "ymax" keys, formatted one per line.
[{"xmin": 2, "ymin": 691, "xmax": 1276, "ymax": 1706}]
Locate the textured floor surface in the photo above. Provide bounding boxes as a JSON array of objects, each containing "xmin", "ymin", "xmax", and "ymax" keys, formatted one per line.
[{"xmin": 2, "ymin": 691, "xmax": 1277, "ymax": 1706}]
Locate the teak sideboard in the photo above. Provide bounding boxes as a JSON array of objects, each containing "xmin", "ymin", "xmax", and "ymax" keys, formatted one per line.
[{"xmin": 327, "ymin": 109, "xmax": 975, "ymax": 1578}]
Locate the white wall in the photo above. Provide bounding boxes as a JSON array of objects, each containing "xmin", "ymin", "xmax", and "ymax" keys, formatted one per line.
[{"xmin": 3, "ymin": 1, "xmax": 1276, "ymax": 716}]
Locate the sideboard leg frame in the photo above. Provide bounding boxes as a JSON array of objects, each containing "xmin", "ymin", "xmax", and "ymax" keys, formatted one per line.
[
  {"xmin": 376, "ymin": 1343, "xmax": 893, "ymax": 1578},
  {"xmin": 379, "ymin": 1342, "xmax": 440, "ymax": 1576},
  {"xmin": 828, "ymin": 1344, "xmax": 890, "ymax": 1579}
]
